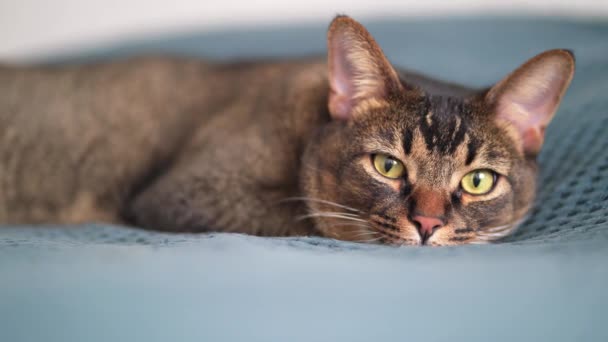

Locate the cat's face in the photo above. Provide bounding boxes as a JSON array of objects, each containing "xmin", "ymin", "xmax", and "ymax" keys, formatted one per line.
[
  {"xmin": 302, "ymin": 94, "xmax": 537, "ymax": 246},
  {"xmin": 301, "ymin": 16, "xmax": 574, "ymax": 246}
]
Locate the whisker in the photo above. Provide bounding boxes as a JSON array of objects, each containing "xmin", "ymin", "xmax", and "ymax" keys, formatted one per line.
[
  {"xmin": 349, "ymin": 230, "xmax": 377, "ymax": 239},
  {"xmin": 481, "ymin": 217, "xmax": 527, "ymax": 235},
  {"xmin": 353, "ymin": 236, "xmax": 379, "ymax": 243},
  {"xmin": 322, "ymin": 220, "xmax": 385, "ymax": 244},
  {"xmin": 476, "ymin": 225, "xmax": 514, "ymax": 237},
  {"xmin": 369, "ymin": 225, "xmax": 405, "ymax": 239},
  {"xmin": 356, "ymin": 236, "xmax": 383, "ymax": 244},
  {"xmin": 348, "ymin": 228, "xmax": 382, "ymax": 243},
  {"xmin": 330, "ymin": 222, "xmax": 372, "ymax": 229},
  {"xmin": 298, "ymin": 211, "xmax": 356, "ymax": 218},
  {"xmin": 278, "ymin": 197, "xmax": 360, "ymax": 213},
  {"xmin": 473, "ymin": 220, "xmax": 522, "ymax": 243},
  {"xmin": 328, "ymin": 224, "xmax": 373, "ymax": 237},
  {"xmin": 482, "ymin": 224, "xmax": 511, "ymax": 233},
  {"xmin": 469, "ymin": 239, "xmax": 492, "ymax": 245},
  {"xmin": 296, "ymin": 212, "xmax": 367, "ymax": 223}
]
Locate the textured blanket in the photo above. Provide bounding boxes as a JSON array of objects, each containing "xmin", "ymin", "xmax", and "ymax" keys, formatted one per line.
[{"xmin": 1, "ymin": 17, "xmax": 607, "ymax": 341}]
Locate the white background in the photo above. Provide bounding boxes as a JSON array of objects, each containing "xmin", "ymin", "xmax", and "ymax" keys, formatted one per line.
[{"xmin": 1, "ymin": 0, "xmax": 607, "ymax": 60}]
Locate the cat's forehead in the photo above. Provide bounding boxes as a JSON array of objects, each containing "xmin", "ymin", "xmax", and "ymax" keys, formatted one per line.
[
  {"xmin": 361, "ymin": 95, "xmax": 481, "ymax": 152},
  {"xmin": 410, "ymin": 96, "xmax": 475, "ymax": 155},
  {"xmin": 356, "ymin": 95, "xmax": 511, "ymax": 175}
]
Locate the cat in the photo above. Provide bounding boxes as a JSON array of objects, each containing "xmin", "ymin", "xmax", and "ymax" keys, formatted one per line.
[{"xmin": 0, "ymin": 15, "xmax": 574, "ymax": 246}]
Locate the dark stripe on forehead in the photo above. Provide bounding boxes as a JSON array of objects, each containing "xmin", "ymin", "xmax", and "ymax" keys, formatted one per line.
[
  {"xmin": 417, "ymin": 96, "xmax": 471, "ymax": 155},
  {"xmin": 418, "ymin": 111, "xmax": 435, "ymax": 151},
  {"xmin": 465, "ymin": 136, "xmax": 480, "ymax": 165},
  {"xmin": 402, "ymin": 128, "xmax": 413, "ymax": 154},
  {"xmin": 449, "ymin": 119, "xmax": 468, "ymax": 154},
  {"xmin": 442, "ymin": 114, "xmax": 459, "ymax": 154}
]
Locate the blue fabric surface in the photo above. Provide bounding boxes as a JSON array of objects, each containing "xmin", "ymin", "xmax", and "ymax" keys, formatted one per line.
[{"xmin": 1, "ymin": 17, "xmax": 608, "ymax": 341}]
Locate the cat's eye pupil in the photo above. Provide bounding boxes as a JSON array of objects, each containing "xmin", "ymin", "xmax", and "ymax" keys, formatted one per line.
[
  {"xmin": 473, "ymin": 172, "xmax": 482, "ymax": 187},
  {"xmin": 384, "ymin": 159, "xmax": 395, "ymax": 172}
]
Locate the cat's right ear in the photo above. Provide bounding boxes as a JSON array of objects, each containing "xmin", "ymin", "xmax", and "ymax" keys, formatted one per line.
[{"xmin": 327, "ymin": 15, "xmax": 403, "ymax": 120}]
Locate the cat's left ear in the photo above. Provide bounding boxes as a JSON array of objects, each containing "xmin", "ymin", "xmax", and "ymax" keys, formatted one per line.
[
  {"xmin": 327, "ymin": 15, "xmax": 403, "ymax": 120},
  {"xmin": 486, "ymin": 49, "xmax": 575, "ymax": 157}
]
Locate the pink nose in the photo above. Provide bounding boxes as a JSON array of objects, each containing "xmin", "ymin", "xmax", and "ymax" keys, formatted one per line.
[{"xmin": 412, "ymin": 215, "xmax": 445, "ymax": 240}]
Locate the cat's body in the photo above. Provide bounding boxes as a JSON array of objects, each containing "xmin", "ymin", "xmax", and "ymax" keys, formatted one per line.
[
  {"xmin": 0, "ymin": 16, "xmax": 574, "ymax": 245},
  {"xmin": 0, "ymin": 57, "xmax": 324, "ymax": 234}
]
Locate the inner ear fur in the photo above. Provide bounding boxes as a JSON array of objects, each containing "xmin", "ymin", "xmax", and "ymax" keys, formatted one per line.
[{"xmin": 327, "ymin": 15, "xmax": 403, "ymax": 120}]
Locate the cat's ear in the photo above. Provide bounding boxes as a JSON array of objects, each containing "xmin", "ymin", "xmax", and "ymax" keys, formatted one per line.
[
  {"xmin": 327, "ymin": 15, "xmax": 403, "ymax": 120},
  {"xmin": 486, "ymin": 49, "xmax": 575, "ymax": 156}
]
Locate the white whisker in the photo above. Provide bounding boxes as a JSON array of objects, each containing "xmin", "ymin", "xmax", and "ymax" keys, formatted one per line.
[
  {"xmin": 482, "ymin": 224, "xmax": 512, "ymax": 233},
  {"xmin": 349, "ymin": 230, "xmax": 376, "ymax": 239},
  {"xmin": 357, "ymin": 236, "xmax": 383, "ymax": 244},
  {"xmin": 331, "ymin": 222, "xmax": 372, "ymax": 229},
  {"xmin": 279, "ymin": 196, "xmax": 360, "ymax": 213},
  {"xmin": 468, "ymin": 239, "xmax": 492, "ymax": 244},
  {"xmin": 476, "ymin": 216, "xmax": 527, "ymax": 239},
  {"xmin": 472, "ymin": 217, "xmax": 528, "ymax": 243},
  {"xmin": 296, "ymin": 212, "xmax": 367, "ymax": 223}
]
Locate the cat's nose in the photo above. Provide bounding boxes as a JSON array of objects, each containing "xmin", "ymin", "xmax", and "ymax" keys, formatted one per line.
[{"xmin": 412, "ymin": 215, "xmax": 445, "ymax": 242}]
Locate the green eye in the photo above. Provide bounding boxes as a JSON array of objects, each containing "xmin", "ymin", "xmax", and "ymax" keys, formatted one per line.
[
  {"xmin": 461, "ymin": 169, "xmax": 496, "ymax": 195},
  {"xmin": 372, "ymin": 154, "xmax": 405, "ymax": 179}
]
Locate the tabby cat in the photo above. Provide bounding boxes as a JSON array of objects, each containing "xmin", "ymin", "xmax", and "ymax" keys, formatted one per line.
[{"xmin": 0, "ymin": 16, "xmax": 574, "ymax": 245}]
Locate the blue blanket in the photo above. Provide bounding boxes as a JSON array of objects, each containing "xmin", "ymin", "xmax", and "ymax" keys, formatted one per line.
[{"xmin": 1, "ymin": 17, "xmax": 607, "ymax": 341}]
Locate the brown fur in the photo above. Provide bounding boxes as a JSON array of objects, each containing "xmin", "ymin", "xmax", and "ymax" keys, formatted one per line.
[{"xmin": 0, "ymin": 16, "xmax": 574, "ymax": 245}]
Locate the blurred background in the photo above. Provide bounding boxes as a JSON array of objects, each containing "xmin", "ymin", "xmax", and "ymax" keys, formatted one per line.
[{"xmin": 1, "ymin": 0, "xmax": 607, "ymax": 61}]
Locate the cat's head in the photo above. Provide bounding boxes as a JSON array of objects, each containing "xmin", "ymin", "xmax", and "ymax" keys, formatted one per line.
[{"xmin": 301, "ymin": 16, "xmax": 575, "ymax": 246}]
